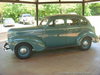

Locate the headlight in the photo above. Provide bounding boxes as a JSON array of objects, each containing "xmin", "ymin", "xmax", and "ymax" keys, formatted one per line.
[{"xmin": 8, "ymin": 31, "xmax": 16, "ymax": 39}]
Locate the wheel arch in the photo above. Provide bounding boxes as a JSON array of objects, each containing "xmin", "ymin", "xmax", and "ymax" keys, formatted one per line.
[
  {"xmin": 79, "ymin": 36, "xmax": 92, "ymax": 50},
  {"xmin": 77, "ymin": 35, "xmax": 92, "ymax": 46},
  {"xmin": 14, "ymin": 42, "xmax": 33, "ymax": 59},
  {"xmin": 15, "ymin": 42, "xmax": 33, "ymax": 51}
]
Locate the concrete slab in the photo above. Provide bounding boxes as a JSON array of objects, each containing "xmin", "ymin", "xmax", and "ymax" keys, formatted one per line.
[
  {"xmin": 0, "ymin": 42, "xmax": 100, "ymax": 75},
  {"xmin": 0, "ymin": 32, "xmax": 7, "ymax": 42}
]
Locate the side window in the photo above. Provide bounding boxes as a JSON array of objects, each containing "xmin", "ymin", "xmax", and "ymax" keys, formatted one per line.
[
  {"xmin": 55, "ymin": 19, "xmax": 64, "ymax": 25},
  {"xmin": 66, "ymin": 18, "xmax": 79, "ymax": 26},
  {"xmin": 41, "ymin": 19, "xmax": 48, "ymax": 26},
  {"xmin": 48, "ymin": 20, "xmax": 55, "ymax": 27},
  {"xmin": 66, "ymin": 19, "xmax": 73, "ymax": 25},
  {"xmin": 49, "ymin": 21, "xmax": 53, "ymax": 25},
  {"xmin": 48, "ymin": 20, "xmax": 54, "ymax": 26}
]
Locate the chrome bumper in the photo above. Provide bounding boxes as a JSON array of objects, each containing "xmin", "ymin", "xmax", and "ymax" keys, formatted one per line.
[
  {"xmin": 4, "ymin": 43, "xmax": 10, "ymax": 51},
  {"xmin": 93, "ymin": 37, "xmax": 99, "ymax": 43}
]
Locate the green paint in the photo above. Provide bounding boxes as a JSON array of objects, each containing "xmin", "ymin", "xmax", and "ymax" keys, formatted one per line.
[{"xmin": 6, "ymin": 15, "xmax": 97, "ymax": 51}]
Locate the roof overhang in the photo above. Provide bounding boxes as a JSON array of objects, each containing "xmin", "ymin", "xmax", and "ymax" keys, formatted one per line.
[{"xmin": 0, "ymin": 0, "xmax": 100, "ymax": 4}]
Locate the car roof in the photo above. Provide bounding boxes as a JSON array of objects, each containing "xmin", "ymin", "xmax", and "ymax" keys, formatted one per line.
[{"xmin": 47, "ymin": 14, "xmax": 85, "ymax": 19}]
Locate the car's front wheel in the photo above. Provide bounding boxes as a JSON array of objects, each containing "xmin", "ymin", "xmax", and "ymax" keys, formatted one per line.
[
  {"xmin": 15, "ymin": 43, "xmax": 33, "ymax": 59},
  {"xmin": 80, "ymin": 37, "xmax": 92, "ymax": 50}
]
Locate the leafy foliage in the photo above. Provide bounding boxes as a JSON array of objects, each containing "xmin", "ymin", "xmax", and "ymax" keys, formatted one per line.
[
  {"xmin": 74, "ymin": 4, "xmax": 82, "ymax": 15},
  {"xmin": 38, "ymin": 4, "xmax": 60, "ymax": 19},
  {"xmin": 89, "ymin": 3, "xmax": 100, "ymax": 15},
  {"xmin": 65, "ymin": 4, "xmax": 91, "ymax": 16},
  {"xmin": 85, "ymin": 4, "xmax": 91, "ymax": 16},
  {"xmin": 1, "ymin": 3, "xmax": 100, "ymax": 22},
  {"xmin": 0, "ymin": 3, "xmax": 5, "ymax": 23},
  {"xmin": 3, "ymin": 4, "xmax": 35, "ymax": 22}
]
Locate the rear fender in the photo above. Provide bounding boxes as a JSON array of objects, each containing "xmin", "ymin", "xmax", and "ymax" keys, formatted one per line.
[{"xmin": 77, "ymin": 31, "xmax": 96, "ymax": 46}]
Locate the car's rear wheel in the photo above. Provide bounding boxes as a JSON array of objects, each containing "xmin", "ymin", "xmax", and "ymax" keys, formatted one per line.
[
  {"xmin": 80, "ymin": 37, "xmax": 92, "ymax": 50},
  {"xmin": 15, "ymin": 43, "xmax": 33, "ymax": 59}
]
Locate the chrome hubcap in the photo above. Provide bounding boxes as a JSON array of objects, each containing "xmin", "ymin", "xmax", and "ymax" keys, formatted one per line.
[
  {"xmin": 20, "ymin": 48, "xmax": 27, "ymax": 54},
  {"xmin": 83, "ymin": 41, "xmax": 89, "ymax": 46}
]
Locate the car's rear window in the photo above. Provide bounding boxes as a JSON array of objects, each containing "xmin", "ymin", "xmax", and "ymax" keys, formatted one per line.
[{"xmin": 66, "ymin": 17, "xmax": 88, "ymax": 26}]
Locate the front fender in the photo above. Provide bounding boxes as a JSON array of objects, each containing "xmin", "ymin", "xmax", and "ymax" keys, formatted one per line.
[{"xmin": 9, "ymin": 37, "xmax": 46, "ymax": 52}]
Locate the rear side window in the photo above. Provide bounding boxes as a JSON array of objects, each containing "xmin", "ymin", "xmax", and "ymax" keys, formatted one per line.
[
  {"xmin": 66, "ymin": 18, "xmax": 79, "ymax": 25},
  {"xmin": 66, "ymin": 17, "xmax": 89, "ymax": 26},
  {"xmin": 79, "ymin": 18, "xmax": 89, "ymax": 25}
]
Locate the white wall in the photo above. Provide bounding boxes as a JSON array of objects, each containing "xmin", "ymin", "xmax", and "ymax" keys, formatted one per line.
[{"xmin": 86, "ymin": 16, "xmax": 100, "ymax": 36}]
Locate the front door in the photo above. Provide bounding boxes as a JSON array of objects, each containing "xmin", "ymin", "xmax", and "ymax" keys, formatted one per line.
[{"xmin": 42, "ymin": 18, "xmax": 68, "ymax": 48}]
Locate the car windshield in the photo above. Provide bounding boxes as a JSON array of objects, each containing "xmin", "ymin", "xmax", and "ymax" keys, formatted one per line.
[{"xmin": 40, "ymin": 18, "xmax": 48, "ymax": 26}]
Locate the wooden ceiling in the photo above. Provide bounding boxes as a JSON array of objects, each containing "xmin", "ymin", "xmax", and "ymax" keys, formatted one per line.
[{"xmin": 0, "ymin": 0, "xmax": 100, "ymax": 4}]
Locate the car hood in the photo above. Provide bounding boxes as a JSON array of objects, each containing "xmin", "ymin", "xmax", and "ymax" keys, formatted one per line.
[
  {"xmin": 8, "ymin": 26, "xmax": 43, "ymax": 32},
  {"xmin": 8, "ymin": 26, "xmax": 45, "ymax": 38}
]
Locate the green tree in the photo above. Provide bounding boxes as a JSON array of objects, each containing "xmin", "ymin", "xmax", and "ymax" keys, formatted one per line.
[
  {"xmin": 75, "ymin": 4, "xmax": 82, "ymax": 15},
  {"xmin": 85, "ymin": 4, "xmax": 91, "ymax": 16},
  {"xmin": 65, "ymin": 8, "xmax": 75, "ymax": 14},
  {"xmin": 89, "ymin": 3, "xmax": 100, "ymax": 15},
  {"xmin": 3, "ymin": 4, "xmax": 35, "ymax": 22},
  {"xmin": 65, "ymin": 4, "xmax": 82, "ymax": 15},
  {"xmin": 65, "ymin": 4, "xmax": 91, "ymax": 16},
  {"xmin": 38, "ymin": 4, "xmax": 60, "ymax": 19},
  {"xmin": 0, "ymin": 3, "xmax": 5, "ymax": 23}
]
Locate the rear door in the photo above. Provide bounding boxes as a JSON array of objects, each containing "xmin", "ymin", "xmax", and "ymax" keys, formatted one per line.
[{"xmin": 63, "ymin": 17, "xmax": 81, "ymax": 46}]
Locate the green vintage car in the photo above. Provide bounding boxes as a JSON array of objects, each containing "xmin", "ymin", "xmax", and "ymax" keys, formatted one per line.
[{"xmin": 4, "ymin": 15, "xmax": 97, "ymax": 59}]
